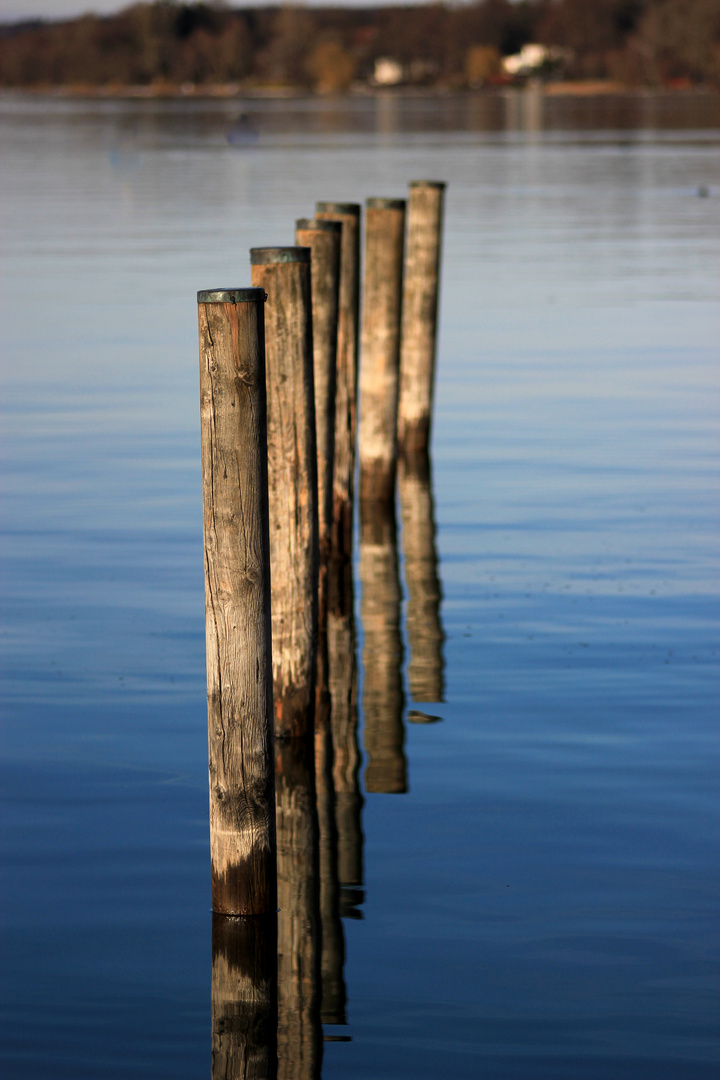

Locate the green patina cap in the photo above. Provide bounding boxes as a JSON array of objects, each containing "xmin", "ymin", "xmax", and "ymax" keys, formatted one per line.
[
  {"xmin": 296, "ymin": 218, "xmax": 342, "ymax": 233},
  {"xmin": 316, "ymin": 201, "xmax": 361, "ymax": 215},
  {"xmin": 366, "ymin": 197, "xmax": 406, "ymax": 210},
  {"xmin": 197, "ymin": 288, "xmax": 266, "ymax": 304},
  {"xmin": 409, "ymin": 180, "xmax": 447, "ymax": 190},
  {"xmin": 250, "ymin": 247, "xmax": 311, "ymax": 265}
]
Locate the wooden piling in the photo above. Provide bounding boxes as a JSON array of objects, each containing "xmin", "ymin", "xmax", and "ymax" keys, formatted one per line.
[
  {"xmin": 198, "ymin": 287, "xmax": 276, "ymax": 916},
  {"xmin": 212, "ymin": 914, "xmax": 278, "ymax": 1080},
  {"xmin": 358, "ymin": 197, "xmax": 406, "ymax": 505},
  {"xmin": 315, "ymin": 202, "xmax": 361, "ymax": 560},
  {"xmin": 294, "ymin": 218, "xmax": 341, "ymax": 631},
  {"xmin": 398, "ymin": 181, "xmax": 446, "ymax": 454},
  {"xmin": 250, "ymin": 248, "xmax": 319, "ymax": 741},
  {"xmin": 397, "ymin": 183, "xmax": 446, "ymax": 453}
]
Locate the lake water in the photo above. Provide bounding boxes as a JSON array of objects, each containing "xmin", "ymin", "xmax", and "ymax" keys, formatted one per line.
[{"xmin": 1, "ymin": 91, "xmax": 718, "ymax": 1078}]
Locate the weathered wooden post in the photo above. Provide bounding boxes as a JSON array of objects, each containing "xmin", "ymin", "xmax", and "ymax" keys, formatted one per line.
[
  {"xmin": 398, "ymin": 449, "xmax": 444, "ymax": 703},
  {"xmin": 398, "ymin": 181, "xmax": 446, "ymax": 454},
  {"xmin": 250, "ymin": 248, "xmax": 319, "ymax": 742},
  {"xmin": 212, "ymin": 914, "xmax": 278, "ymax": 1080},
  {"xmin": 359, "ymin": 498, "xmax": 407, "ymax": 794},
  {"xmin": 358, "ymin": 197, "xmax": 406, "ymax": 505},
  {"xmin": 197, "ymin": 287, "xmax": 276, "ymax": 916},
  {"xmin": 315, "ymin": 202, "xmax": 361, "ymax": 560},
  {"xmin": 294, "ymin": 218, "xmax": 341, "ymax": 630}
]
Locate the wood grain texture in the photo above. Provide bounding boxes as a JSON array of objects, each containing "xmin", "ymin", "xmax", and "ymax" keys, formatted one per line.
[
  {"xmin": 251, "ymin": 254, "xmax": 319, "ymax": 741},
  {"xmin": 315, "ymin": 203, "xmax": 361, "ymax": 560},
  {"xmin": 212, "ymin": 914, "xmax": 278, "ymax": 1080},
  {"xmin": 275, "ymin": 740, "xmax": 322, "ymax": 1080},
  {"xmin": 398, "ymin": 182, "xmax": 445, "ymax": 454},
  {"xmin": 327, "ymin": 555, "xmax": 363, "ymax": 888},
  {"xmin": 359, "ymin": 498, "xmax": 407, "ymax": 794},
  {"xmin": 198, "ymin": 294, "xmax": 277, "ymax": 916},
  {"xmin": 294, "ymin": 220, "xmax": 340, "ymax": 632},
  {"xmin": 398, "ymin": 449, "xmax": 445, "ymax": 703},
  {"xmin": 358, "ymin": 199, "xmax": 406, "ymax": 504}
]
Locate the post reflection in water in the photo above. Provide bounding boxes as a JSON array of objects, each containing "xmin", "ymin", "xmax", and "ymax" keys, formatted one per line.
[
  {"xmin": 275, "ymin": 739, "xmax": 323, "ymax": 1080},
  {"xmin": 398, "ymin": 449, "xmax": 445, "ymax": 704},
  {"xmin": 211, "ymin": 452, "xmax": 444, "ymax": 1071},
  {"xmin": 359, "ymin": 497, "xmax": 407, "ymax": 794},
  {"xmin": 328, "ymin": 554, "xmax": 365, "ymax": 913},
  {"xmin": 212, "ymin": 914, "xmax": 278, "ymax": 1080},
  {"xmin": 315, "ymin": 625, "xmax": 348, "ymax": 1026}
]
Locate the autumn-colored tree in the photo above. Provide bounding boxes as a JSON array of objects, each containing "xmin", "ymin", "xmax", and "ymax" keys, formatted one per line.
[
  {"xmin": 636, "ymin": 0, "xmax": 720, "ymax": 83},
  {"xmin": 0, "ymin": 0, "xmax": 717, "ymax": 90},
  {"xmin": 305, "ymin": 37, "xmax": 357, "ymax": 92},
  {"xmin": 465, "ymin": 44, "xmax": 502, "ymax": 86}
]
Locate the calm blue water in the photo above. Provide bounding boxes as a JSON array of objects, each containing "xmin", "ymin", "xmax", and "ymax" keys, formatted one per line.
[{"xmin": 1, "ymin": 92, "xmax": 718, "ymax": 1078}]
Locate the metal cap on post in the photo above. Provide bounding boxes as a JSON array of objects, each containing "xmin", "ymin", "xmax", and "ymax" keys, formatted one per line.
[
  {"xmin": 250, "ymin": 247, "xmax": 311, "ymax": 264},
  {"xmin": 197, "ymin": 285, "xmax": 276, "ymax": 916},
  {"xmin": 316, "ymin": 201, "xmax": 361, "ymax": 216},
  {"xmin": 295, "ymin": 218, "xmax": 342, "ymax": 235},
  {"xmin": 197, "ymin": 287, "xmax": 267, "ymax": 304},
  {"xmin": 365, "ymin": 197, "xmax": 406, "ymax": 211}
]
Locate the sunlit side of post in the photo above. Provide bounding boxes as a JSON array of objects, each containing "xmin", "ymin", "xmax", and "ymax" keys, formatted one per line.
[
  {"xmin": 398, "ymin": 181, "xmax": 446, "ymax": 454},
  {"xmin": 250, "ymin": 248, "xmax": 319, "ymax": 741},
  {"xmin": 198, "ymin": 287, "xmax": 277, "ymax": 915},
  {"xmin": 358, "ymin": 197, "xmax": 406, "ymax": 504}
]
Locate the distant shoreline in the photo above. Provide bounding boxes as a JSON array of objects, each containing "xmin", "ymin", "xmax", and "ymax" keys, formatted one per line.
[{"xmin": 1, "ymin": 82, "xmax": 718, "ymax": 101}]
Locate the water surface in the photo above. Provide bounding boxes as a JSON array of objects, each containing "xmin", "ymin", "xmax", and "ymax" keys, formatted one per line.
[{"xmin": 1, "ymin": 91, "xmax": 718, "ymax": 1078}]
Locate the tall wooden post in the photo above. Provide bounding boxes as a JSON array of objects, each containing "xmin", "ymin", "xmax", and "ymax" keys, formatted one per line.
[
  {"xmin": 212, "ymin": 914, "xmax": 278, "ymax": 1080},
  {"xmin": 398, "ymin": 181, "xmax": 446, "ymax": 454},
  {"xmin": 198, "ymin": 287, "xmax": 276, "ymax": 916},
  {"xmin": 250, "ymin": 249, "xmax": 319, "ymax": 742},
  {"xmin": 358, "ymin": 197, "xmax": 406, "ymax": 505},
  {"xmin": 315, "ymin": 202, "xmax": 361, "ymax": 560},
  {"xmin": 294, "ymin": 218, "xmax": 341, "ymax": 631}
]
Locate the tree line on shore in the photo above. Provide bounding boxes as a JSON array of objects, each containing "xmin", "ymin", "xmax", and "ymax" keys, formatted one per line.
[{"xmin": 1, "ymin": 0, "xmax": 718, "ymax": 92}]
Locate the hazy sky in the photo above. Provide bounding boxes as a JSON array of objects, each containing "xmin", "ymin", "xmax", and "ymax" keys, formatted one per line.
[
  {"xmin": 0, "ymin": 0, "xmax": 128, "ymax": 18},
  {"xmin": 0, "ymin": 0, "xmax": 416, "ymax": 20}
]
